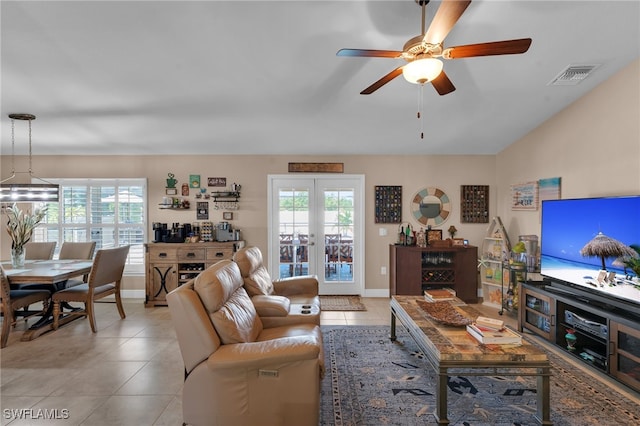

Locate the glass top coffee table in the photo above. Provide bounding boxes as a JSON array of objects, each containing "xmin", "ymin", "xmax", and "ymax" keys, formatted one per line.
[{"xmin": 390, "ymin": 296, "xmax": 552, "ymax": 425}]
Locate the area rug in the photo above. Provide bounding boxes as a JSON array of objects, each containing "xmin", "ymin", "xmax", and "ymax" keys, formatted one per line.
[
  {"xmin": 320, "ymin": 295, "xmax": 366, "ymax": 311},
  {"xmin": 319, "ymin": 325, "xmax": 640, "ymax": 426}
]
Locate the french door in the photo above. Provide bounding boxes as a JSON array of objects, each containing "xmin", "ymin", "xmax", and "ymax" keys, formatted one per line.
[{"xmin": 268, "ymin": 175, "xmax": 364, "ymax": 295}]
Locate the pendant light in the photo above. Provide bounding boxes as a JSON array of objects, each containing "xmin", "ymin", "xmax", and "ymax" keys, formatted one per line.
[{"xmin": 0, "ymin": 113, "xmax": 59, "ymax": 202}]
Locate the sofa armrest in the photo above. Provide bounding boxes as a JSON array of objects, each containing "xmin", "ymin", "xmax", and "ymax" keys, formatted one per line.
[
  {"xmin": 252, "ymin": 295, "xmax": 290, "ymax": 317},
  {"xmin": 272, "ymin": 275, "xmax": 318, "ymax": 297},
  {"xmin": 208, "ymin": 335, "xmax": 321, "ymax": 371}
]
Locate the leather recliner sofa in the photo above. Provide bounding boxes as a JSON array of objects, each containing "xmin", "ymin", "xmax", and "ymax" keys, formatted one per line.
[
  {"xmin": 234, "ymin": 246, "xmax": 320, "ymax": 327},
  {"xmin": 166, "ymin": 259, "xmax": 324, "ymax": 426}
]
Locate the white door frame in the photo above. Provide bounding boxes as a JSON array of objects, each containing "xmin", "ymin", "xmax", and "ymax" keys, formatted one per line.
[{"xmin": 267, "ymin": 174, "xmax": 365, "ymax": 295}]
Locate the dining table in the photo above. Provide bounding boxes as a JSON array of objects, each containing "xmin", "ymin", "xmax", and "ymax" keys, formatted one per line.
[{"xmin": 2, "ymin": 259, "xmax": 93, "ymax": 341}]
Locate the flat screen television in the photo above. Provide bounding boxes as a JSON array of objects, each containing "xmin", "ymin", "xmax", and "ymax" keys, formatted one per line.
[{"xmin": 540, "ymin": 195, "xmax": 640, "ymax": 305}]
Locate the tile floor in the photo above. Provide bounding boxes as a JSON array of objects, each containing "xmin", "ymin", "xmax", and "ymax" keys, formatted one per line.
[{"xmin": 0, "ymin": 297, "xmax": 635, "ymax": 425}]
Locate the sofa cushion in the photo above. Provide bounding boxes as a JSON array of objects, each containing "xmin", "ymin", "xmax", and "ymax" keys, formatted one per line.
[
  {"xmin": 194, "ymin": 260, "xmax": 263, "ymax": 344},
  {"xmin": 194, "ymin": 260, "xmax": 243, "ymax": 312},
  {"xmin": 234, "ymin": 247, "xmax": 275, "ymax": 296},
  {"xmin": 211, "ymin": 287, "xmax": 262, "ymax": 344}
]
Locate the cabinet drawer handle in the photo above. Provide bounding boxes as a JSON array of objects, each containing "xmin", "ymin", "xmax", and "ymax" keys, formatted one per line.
[
  {"xmin": 215, "ymin": 252, "xmax": 224, "ymax": 257},
  {"xmin": 186, "ymin": 252, "xmax": 196, "ymax": 258},
  {"xmin": 159, "ymin": 253, "xmax": 168, "ymax": 258}
]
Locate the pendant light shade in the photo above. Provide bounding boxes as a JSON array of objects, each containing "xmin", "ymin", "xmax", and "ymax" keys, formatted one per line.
[
  {"xmin": 0, "ymin": 113, "xmax": 59, "ymax": 202},
  {"xmin": 402, "ymin": 57, "xmax": 443, "ymax": 84}
]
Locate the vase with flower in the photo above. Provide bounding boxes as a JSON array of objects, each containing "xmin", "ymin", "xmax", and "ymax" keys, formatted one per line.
[{"xmin": 5, "ymin": 203, "xmax": 48, "ymax": 268}]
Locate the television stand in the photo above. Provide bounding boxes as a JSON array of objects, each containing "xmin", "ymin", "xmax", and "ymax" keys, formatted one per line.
[{"xmin": 519, "ymin": 280, "xmax": 640, "ymax": 393}]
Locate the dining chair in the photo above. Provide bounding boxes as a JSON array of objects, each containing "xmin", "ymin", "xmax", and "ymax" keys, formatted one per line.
[
  {"xmin": 13, "ymin": 241, "xmax": 56, "ymax": 296},
  {"xmin": 58, "ymin": 242, "xmax": 97, "ymax": 287},
  {"xmin": 1, "ymin": 268, "xmax": 51, "ymax": 348},
  {"xmin": 52, "ymin": 245, "xmax": 130, "ymax": 333},
  {"xmin": 297, "ymin": 233, "xmax": 309, "ymax": 275},
  {"xmin": 325, "ymin": 234, "xmax": 341, "ymax": 275},
  {"xmin": 279, "ymin": 234, "xmax": 294, "ymax": 276},
  {"xmin": 24, "ymin": 242, "xmax": 56, "ymax": 260}
]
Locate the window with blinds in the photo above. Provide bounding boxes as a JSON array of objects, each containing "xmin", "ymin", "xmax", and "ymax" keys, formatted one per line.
[{"xmin": 33, "ymin": 178, "xmax": 147, "ymax": 274}]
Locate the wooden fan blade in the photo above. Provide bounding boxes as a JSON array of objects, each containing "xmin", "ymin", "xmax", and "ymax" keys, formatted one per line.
[
  {"xmin": 431, "ymin": 71, "xmax": 456, "ymax": 96},
  {"xmin": 445, "ymin": 38, "xmax": 532, "ymax": 59},
  {"xmin": 337, "ymin": 48, "xmax": 403, "ymax": 58},
  {"xmin": 423, "ymin": 0, "xmax": 472, "ymax": 45},
  {"xmin": 361, "ymin": 67, "xmax": 404, "ymax": 95}
]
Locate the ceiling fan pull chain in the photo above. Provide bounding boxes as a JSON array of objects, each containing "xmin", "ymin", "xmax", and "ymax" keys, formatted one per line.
[{"xmin": 418, "ymin": 84, "xmax": 424, "ymax": 139}]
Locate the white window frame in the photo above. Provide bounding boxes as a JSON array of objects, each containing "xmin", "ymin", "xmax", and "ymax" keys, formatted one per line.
[{"xmin": 33, "ymin": 178, "xmax": 147, "ymax": 275}]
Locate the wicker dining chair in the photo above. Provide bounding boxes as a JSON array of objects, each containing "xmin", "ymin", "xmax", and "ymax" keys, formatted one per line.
[
  {"xmin": 52, "ymin": 245, "xmax": 130, "ymax": 333},
  {"xmin": 1, "ymin": 268, "xmax": 51, "ymax": 348}
]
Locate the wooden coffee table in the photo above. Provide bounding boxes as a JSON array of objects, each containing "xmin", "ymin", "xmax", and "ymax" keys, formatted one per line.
[{"xmin": 390, "ymin": 296, "xmax": 552, "ymax": 425}]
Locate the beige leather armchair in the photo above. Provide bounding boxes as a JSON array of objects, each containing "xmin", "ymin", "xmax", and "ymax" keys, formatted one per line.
[
  {"xmin": 166, "ymin": 260, "xmax": 324, "ymax": 426},
  {"xmin": 234, "ymin": 246, "xmax": 320, "ymax": 327}
]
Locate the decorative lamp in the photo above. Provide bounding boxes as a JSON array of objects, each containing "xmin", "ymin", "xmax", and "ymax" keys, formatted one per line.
[
  {"xmin": 402, "ymin": 57, "xmax": 443, "ymax": 84},
  {"xmin": 447, "ymin": 225, "xmax": 457, "ymax": 239},
  {"xmin": 0, "ymin": 114, "xmax": 59, "ymax": 202}
]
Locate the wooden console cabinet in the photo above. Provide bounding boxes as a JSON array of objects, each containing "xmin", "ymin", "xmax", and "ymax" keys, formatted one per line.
[
  {"xmin": 389, "ymin": 244, "xmax": 478, "ymax": 303},
  {"xmin": 144, "ymin": 241, "xmax": 241, "ymax": 307},
  {"xmin": 519, "ymin": 281, "xmax": 640, "ymax": 392}
]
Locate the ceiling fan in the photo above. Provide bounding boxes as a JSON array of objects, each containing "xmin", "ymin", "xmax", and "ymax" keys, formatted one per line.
[{"xmin": 337, "ymin": 0, "xmax": 532, "ymax": 95}]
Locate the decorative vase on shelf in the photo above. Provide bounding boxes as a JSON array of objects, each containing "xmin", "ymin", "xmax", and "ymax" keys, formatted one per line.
[
  {"xmin": 11, "ymin": 246, "xmax": 26, "ymax": 268},
  {"xmin": 565, "ymin": 328, "xmax": 577, "ymax": 351}
]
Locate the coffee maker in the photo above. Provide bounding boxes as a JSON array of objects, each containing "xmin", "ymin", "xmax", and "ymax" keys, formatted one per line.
[{"xmin": 153, "ymin": 223, "xmax": 168, "ymax": 242}]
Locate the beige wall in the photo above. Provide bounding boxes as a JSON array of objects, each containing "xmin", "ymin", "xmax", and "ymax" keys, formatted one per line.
[
  {"xmin": 496, "ymin": 58, "xmax": 640, "ymax": 240},
  {"xmin": 2, "ymin": 59, "xmax": 638, "ymax": 296}
]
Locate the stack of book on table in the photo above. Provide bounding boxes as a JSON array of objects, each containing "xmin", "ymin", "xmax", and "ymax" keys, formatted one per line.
[
  {"xmin": 466, "ymin": 316, "xmax": 522, "ymax": 345},
  {"xmin": 424, "ymin": 288, "xmax": 456, "ymax": 302}
]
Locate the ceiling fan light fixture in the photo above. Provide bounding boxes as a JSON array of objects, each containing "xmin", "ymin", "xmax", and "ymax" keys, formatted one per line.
[{"xmin": 402, "ymin": 57, "xmax": 443, "ymax": 84}]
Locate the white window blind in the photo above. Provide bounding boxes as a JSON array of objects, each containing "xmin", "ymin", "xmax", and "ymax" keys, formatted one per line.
[{"xmin": 33, "ymin": 178, "xmax": 147, "ymax": 274}]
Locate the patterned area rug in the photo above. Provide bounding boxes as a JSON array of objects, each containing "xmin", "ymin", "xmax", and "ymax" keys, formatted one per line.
[
  {"xmin": 320, "ymin": 295, "xmax": 366, "ymax": 311},
  {"xmin": 320, "ymin": 325, "xmax": 640, "ymax": 425}
]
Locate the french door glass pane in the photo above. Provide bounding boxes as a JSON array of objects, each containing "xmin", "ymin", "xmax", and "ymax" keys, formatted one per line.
[
  {"xmin": 278, "ymin": 188, "xmax": 310, "ymax": 279},
  {"xmin": 324, "ymin": 188, "xmax": 354, "ymax": 282}
]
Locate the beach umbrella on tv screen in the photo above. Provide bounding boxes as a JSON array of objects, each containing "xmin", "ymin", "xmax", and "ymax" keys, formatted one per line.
[{"xmin": 580, "ymin": 232, "xmax": 637, "ymax": 270}]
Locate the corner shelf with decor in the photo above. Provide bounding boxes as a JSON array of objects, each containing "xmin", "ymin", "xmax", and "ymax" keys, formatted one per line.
[{"xmin": 480, "ymin": 217, "xmax": 511, "ymax": 310}]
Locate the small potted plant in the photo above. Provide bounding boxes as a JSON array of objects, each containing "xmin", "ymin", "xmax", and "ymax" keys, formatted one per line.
[
  {"xmin": 510, "ymin": 241, "xmax": 527, "ymax": 269},
  {"xmin": 5, "ymin": 203, "xmax": 48, "ymax": 268}
]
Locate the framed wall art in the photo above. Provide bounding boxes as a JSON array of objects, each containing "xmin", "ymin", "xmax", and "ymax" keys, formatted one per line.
[
  {"xmin": 189, "ymin": 175, "xmax": 201, "ymax": 188},
  {"xmin": 208, "ymin": 177, "xmax": 227, "ymax": 187},
  {"xmin": 288, "ymin": 162, "xmax": 344, "ymax": 173},
  {"xmin": 511, "ymin": 181, "xmax": 539, "ymax": 211},
  {"xmin": 374, "ymin": 185, "xmax": 402, "ymax": 223},
  {"xmin": 427, "ymin": 229, "xmax": 443, "ymax": 244},
  {"xmin": 197, "ymin": 202, "xmax": 209, "ymax": 220},
  {"xmin": 460, "ymin": 185, "xmax": 489, "ymax": 223}
]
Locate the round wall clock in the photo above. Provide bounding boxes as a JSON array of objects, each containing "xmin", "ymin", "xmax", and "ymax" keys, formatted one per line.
[{"xmin": 411, "ymin": 187, "xmax": 451, "ymax": 227}]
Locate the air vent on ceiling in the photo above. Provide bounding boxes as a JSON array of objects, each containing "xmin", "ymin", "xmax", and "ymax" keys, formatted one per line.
[{"xmin": 548, "ymin": 64, "xmax": 600, "ymax": 86}]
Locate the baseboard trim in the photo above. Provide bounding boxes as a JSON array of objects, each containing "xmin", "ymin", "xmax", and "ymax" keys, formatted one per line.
[{"xmin": 363, "ymin": 289, "xmax": 389, "ymax": 298}]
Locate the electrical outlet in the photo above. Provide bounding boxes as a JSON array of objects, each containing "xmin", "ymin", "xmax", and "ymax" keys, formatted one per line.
[
  {"xmin": 379, "ymin": 228, "xmax": 387, "ymax": 236},
  {"xmin": 381, "ymin": 266, "xmax": 387, "ymax": 275}
]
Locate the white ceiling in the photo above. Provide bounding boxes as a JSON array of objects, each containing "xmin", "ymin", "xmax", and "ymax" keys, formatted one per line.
[{"xmin": 1, "ymin": 0, "xmax": 639, "ymax": 156}]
